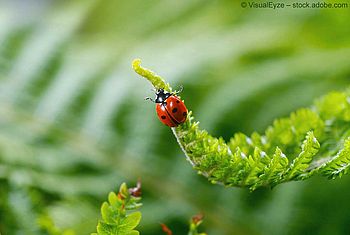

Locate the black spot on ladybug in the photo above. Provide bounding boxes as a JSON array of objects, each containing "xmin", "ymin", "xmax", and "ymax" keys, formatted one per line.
[
  {"xmin": 176, "ymin": 100, "xmax": 180, "ymax": 103},
  {"xmin": 172, "ymin": 108, "xmax": 178, "ymax": 113},
  {"xmin": 161, "ymin": 115, "xmax": 166, "ymax": 119},
  {"xmin": 183, "ymin": 112, "xmax": 187, "ymax": 116}
]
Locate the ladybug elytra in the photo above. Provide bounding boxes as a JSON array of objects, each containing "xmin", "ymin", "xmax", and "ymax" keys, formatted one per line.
[{"xmin": 146, "ymin": 87, "xmax": 188, "ymax": 127}]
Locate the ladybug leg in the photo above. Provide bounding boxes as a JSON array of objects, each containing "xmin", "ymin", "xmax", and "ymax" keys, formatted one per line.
[
  {"xmin": 144, "ymin": 97, "xmax": 155, "ymax": 102},
  {"xmin": 173, "ymin": 85, "xmax": 183, "ymax": 95}
]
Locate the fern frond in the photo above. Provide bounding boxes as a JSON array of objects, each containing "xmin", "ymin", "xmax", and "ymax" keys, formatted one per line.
[
  {"xmin": 320, "ymin": 138, "xmax": 350, "ymax": 179},
  {"xmin": 132, "ymin": 59, "xmax": 171, "ymax": 92},
  {"xmin": 133, "ymin": 59, "xmax": 350, "ymax": 190},
  {"xmin": 251, "ymin": 147, "xmax": 288, "ymax": 190},
  {"xmin": 284, "ymin": 131, "xmax": 320, "ymax": 180}
]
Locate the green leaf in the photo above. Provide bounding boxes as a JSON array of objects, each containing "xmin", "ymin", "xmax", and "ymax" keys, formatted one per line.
[
  {"xmin": 285, "ymin": 131, "xmax": 320, "ymax": 180},
  {"xmin": 320, "ymin": 138, "xmax": 350, "ymax": 179},
  {"xmin": 101, "ymin": 202, "xmax": 115, "ymax": 224},
  {"xmin": 243, "ymin": 147, "xmax": 267, "ymax": 188},
  {"xmin": 94, "ymin": 182, "xmax": 142, "ymax": 235},
  {"xmin": 316, "ymin": 91, "xmax": 350, "ymax": 121},
  {"xmin": 119, "ymin": 183, "xmax": 129, "ymax": 199},
  {"xmin": 97, "ymin": 221, "xmax": 117, "ymax": 235},
  {"xmin": 125, "ymin": 231, "xmax": 140, "ymax": 235},
  {"xmin": 108, "ymin": 192, "xmax": 118, "ymax": 206},
  {"xmin": 290, "ymin": 109, "xmax": 324, "ymax": 140},
  {"xmin": 252, "ymin": 147, "xmax": 288, "ymax": 190},
  {"xmin": 118, "ymin": 212, "xmax": 142, "ymax": 232}
]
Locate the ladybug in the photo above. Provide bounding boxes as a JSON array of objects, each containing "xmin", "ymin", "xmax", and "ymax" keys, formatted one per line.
[{"xmin": 146, "ymin": 87, "xmax": 188, "ymax": 127}]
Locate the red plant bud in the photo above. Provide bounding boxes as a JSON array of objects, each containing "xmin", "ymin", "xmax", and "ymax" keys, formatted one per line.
[
  {"xmin": 192, "ymin": 213, "xmax": 204, "ymax": 225},
  {"xmin": 160, "ymin": 223, "xmax": 173, "ymax": 235},
  {"xmin": 129, "ymin": 179, "xmax": 142, "ymax": 197}
]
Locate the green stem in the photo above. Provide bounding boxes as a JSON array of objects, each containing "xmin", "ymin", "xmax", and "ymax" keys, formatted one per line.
[{"xmin": 132, "ymin": 59, "xmax": 171, "ymax": 92}]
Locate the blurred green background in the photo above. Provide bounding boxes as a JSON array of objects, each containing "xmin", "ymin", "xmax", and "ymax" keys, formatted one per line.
[{"xmin": 0, "ymin": 0, "xmax": 350, "ymax": 234}]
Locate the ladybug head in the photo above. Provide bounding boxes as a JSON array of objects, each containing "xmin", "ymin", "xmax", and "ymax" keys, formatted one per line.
[
  {"xmin": 155, "ymin": 88, "xmax": 171, "ymax": 103},
  {"xmin": 145, "ymin": 87, "xmax": 182, "ymax": 103}
]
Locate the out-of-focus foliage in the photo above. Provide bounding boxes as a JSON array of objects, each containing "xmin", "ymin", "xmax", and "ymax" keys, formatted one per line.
[
  {"xmin": 0, "ymin": 1, "xmax": 350, "ymax": 235},
  {"xmin": 38, "ymin": 214, "xmax": 75, "ymax": 235}
]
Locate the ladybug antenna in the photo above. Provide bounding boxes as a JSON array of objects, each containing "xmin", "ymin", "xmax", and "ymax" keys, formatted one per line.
[
  {"xmin": 145, "ymin": 97, "xmax": 155, "ymax": 102},
  {"xmin": 173, "ymin": 85, "xmax": 183, "ymax": 95}
]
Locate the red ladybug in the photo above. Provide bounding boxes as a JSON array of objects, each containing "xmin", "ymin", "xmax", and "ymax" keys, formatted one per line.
[{"xmin": 146, "ymin": 87, "xmax": 187, "ymax": 127}]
